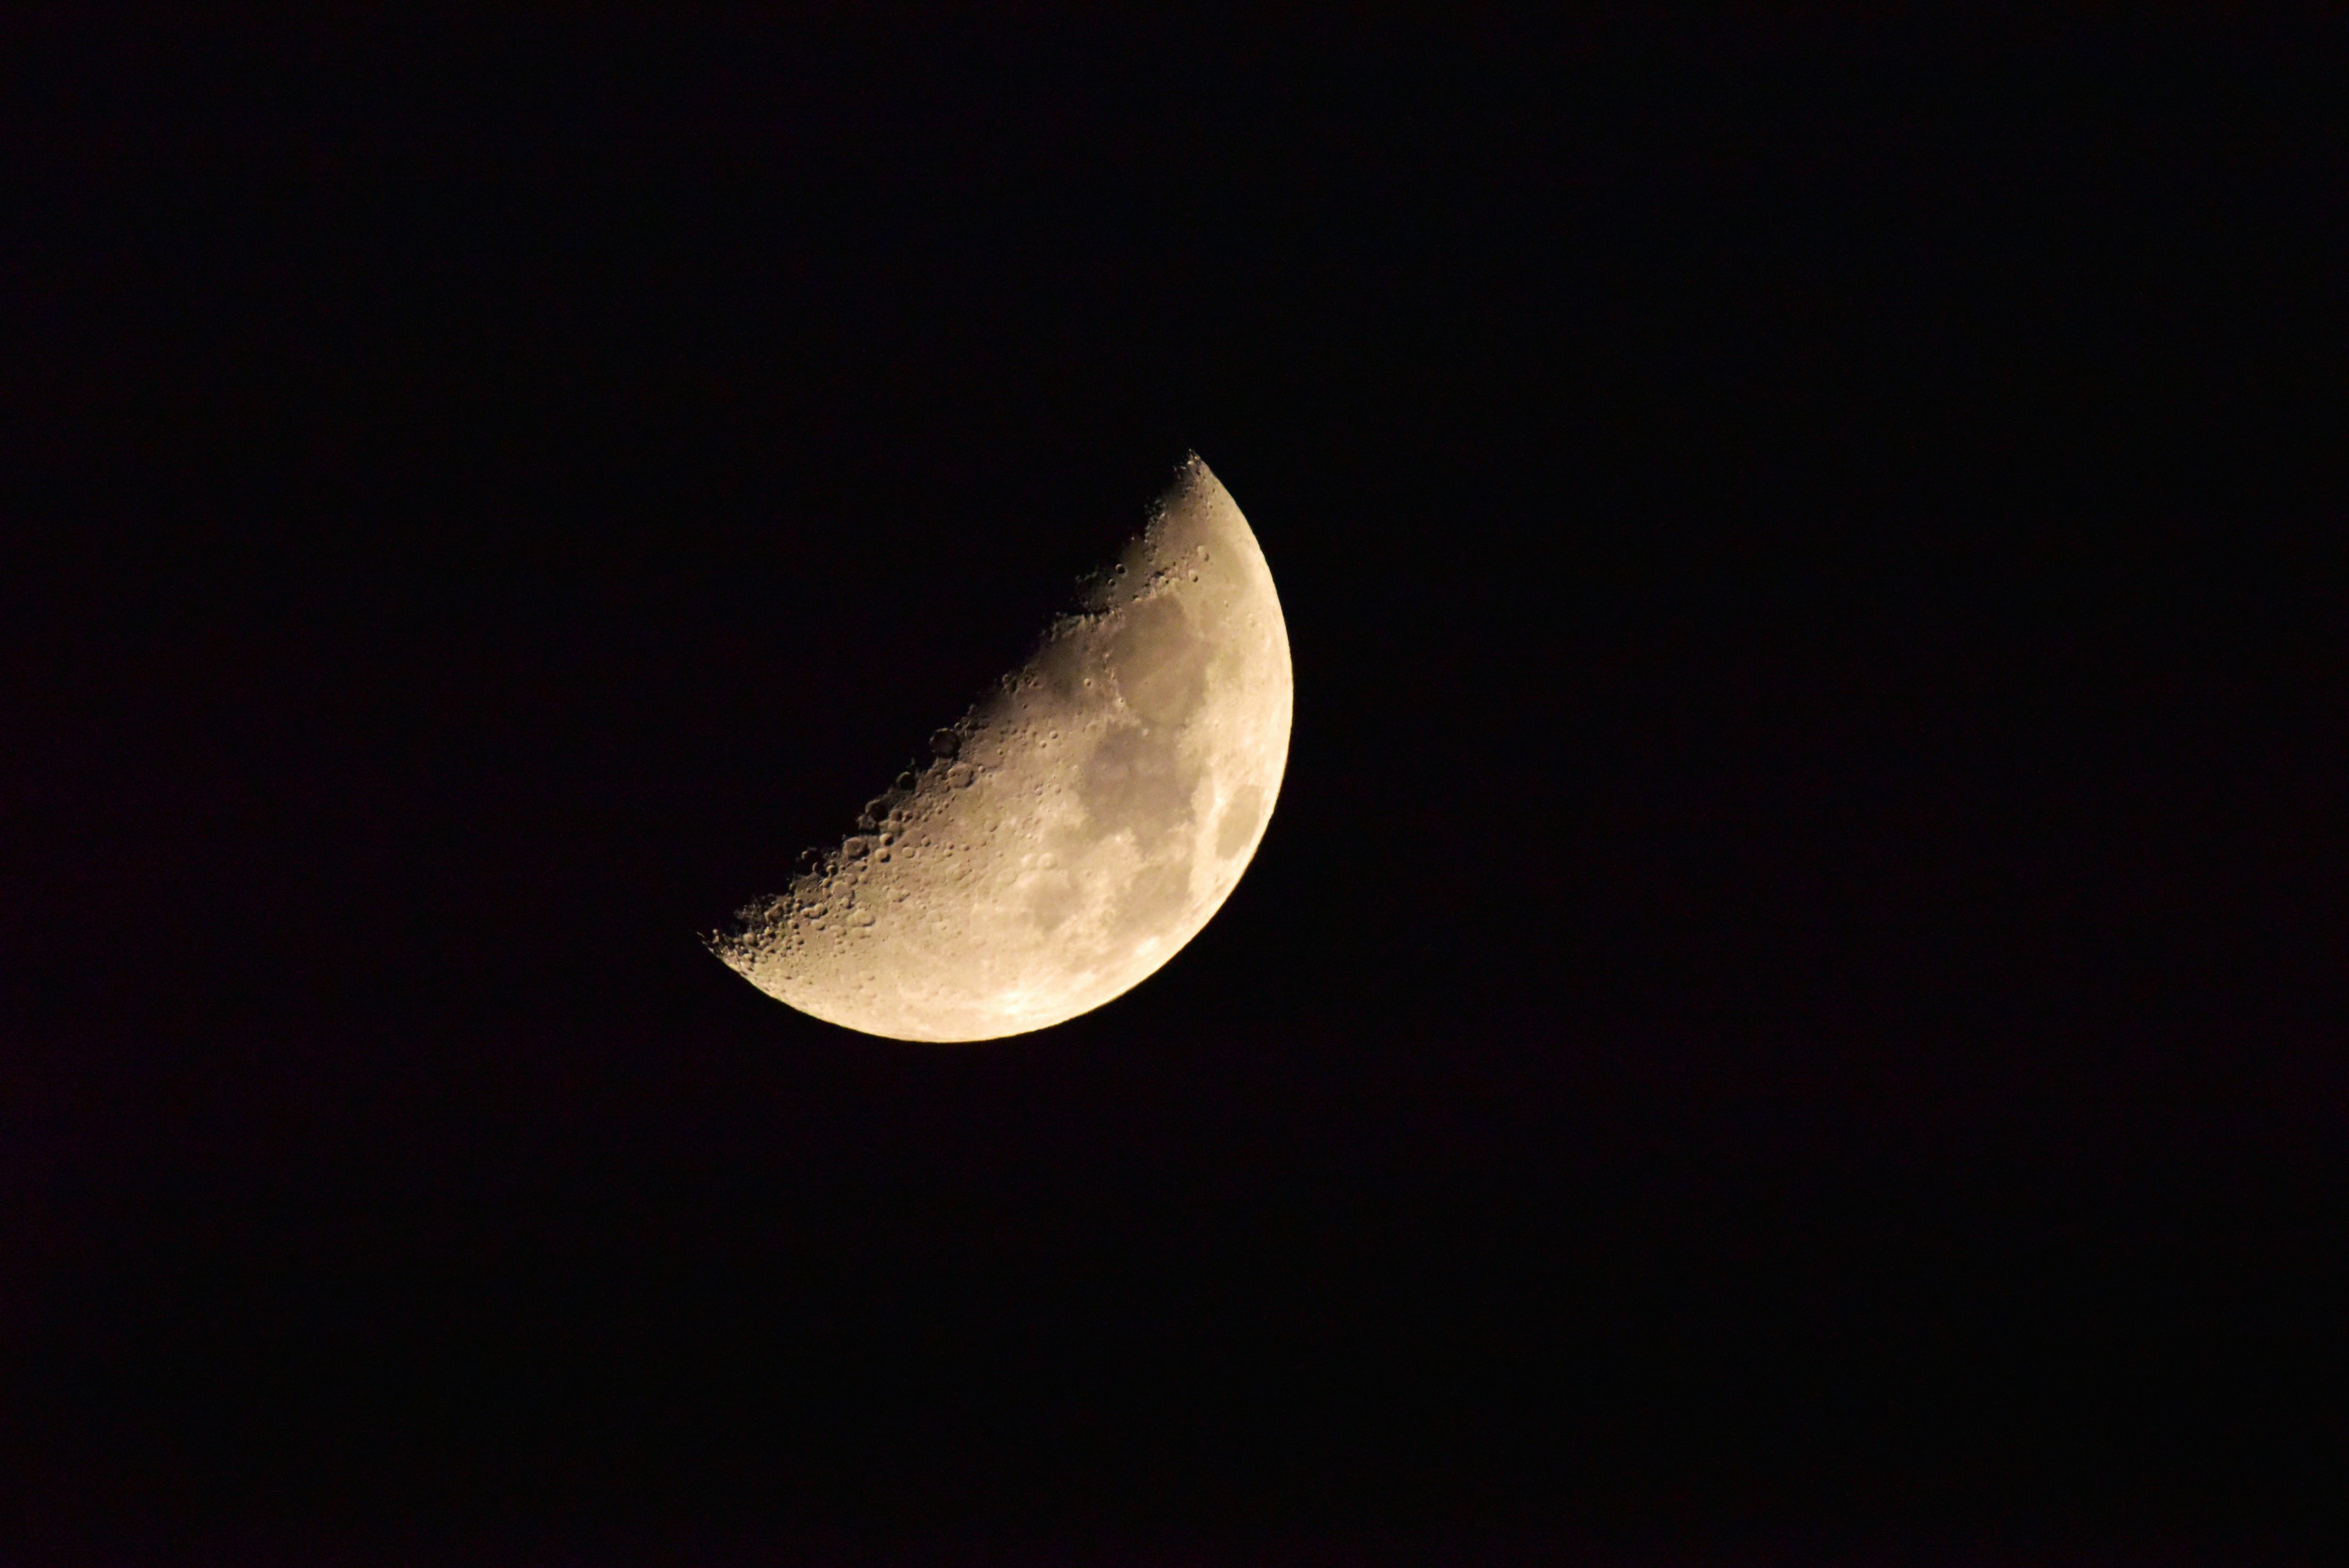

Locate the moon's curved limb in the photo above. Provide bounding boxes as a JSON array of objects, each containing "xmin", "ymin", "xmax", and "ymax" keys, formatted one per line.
[{"xmin": 710, "ymin": 455, "xmax": 1292, "ymax": 1042}]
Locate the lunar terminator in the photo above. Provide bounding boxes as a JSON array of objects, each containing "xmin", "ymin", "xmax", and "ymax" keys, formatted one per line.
[{"xmin": 710, "ymin": 455, "xmax": 1292, "ymax": 1042}]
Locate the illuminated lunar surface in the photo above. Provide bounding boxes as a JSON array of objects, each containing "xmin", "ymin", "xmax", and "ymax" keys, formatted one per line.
[{"xmin": 710, "ymin": 455, "xmax": 1292, "ymax": 1042}]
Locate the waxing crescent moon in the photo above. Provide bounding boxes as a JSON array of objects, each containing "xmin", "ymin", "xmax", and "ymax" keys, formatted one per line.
[{"xmin": 710, "ymin": 455, "xmax": 1293, "ymax": 1042}]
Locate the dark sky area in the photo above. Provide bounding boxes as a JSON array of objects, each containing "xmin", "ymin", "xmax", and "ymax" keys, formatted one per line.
[{"xmin": 4, "ymin": 12, "xmax": 2345, "ymax": 1565}]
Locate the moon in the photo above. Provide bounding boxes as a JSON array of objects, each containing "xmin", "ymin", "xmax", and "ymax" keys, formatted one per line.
[{"xmin": 710, "ymin": 455, "xmax": 1293, "ymax": 1042}]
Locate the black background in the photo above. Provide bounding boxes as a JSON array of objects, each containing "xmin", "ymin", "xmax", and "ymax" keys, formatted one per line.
[{"xmin": 4, "ymin": 12, "xmax": 2346, "ymax": 1564}]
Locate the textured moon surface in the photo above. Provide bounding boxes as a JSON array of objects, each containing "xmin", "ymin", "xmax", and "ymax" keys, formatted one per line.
[{"xmin": 710, "ymin": 455, "xmax": 1292, "ymax": 1042}]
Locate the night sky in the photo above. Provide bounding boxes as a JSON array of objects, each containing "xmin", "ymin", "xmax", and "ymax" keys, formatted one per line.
[{"xmin": 5, "ymin": 13, "xmax": 2346, "ymax": 1564}]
